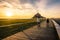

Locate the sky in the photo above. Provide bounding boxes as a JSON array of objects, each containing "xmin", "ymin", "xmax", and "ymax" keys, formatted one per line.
[{"xmin": 0, "ymin": 0, "xmax": 60, "ymax": 19}]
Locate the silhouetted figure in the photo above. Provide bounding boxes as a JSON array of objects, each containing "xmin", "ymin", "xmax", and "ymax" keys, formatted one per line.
[
  {"xmin": 35, "ymin": 13, "xmax": 41, "ymax": 29},
  {"xmin": 37, "ymin": 18, "xmax": 40, "ymax": 29},
  {"xmin": 47, "ymin": 19, "xmax": 49, "ymax": 23},
  {"xmin": 46, "ymin": 19, "xmax": 49, "ymax": 28}
]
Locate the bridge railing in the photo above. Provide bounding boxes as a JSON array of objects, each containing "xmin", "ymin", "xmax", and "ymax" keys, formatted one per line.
[{"xmin": 52, "ymin": 20, "xmax": 60, "ymax": 39}]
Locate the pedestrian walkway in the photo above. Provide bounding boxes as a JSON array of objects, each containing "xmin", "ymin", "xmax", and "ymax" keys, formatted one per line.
[{"xmin": 2, "ymin": 20, "xmax": 58, "ymax": 40}]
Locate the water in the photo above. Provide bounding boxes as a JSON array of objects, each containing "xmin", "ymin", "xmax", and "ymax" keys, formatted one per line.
[{"xmin": 54, "ymin": 18, "xmax": 60, "ymax": 25}]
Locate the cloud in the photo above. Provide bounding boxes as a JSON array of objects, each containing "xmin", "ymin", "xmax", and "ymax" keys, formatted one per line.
[
  {"xmin": 0, "ymin": 0, "xmax": 41, "ymax": 10},
  {"xmin": 48, "ymin": 0, "xmax": 60, "ymax": 4},
  {"xmin": 20, "ymin": 0, "xmax": 40, "ymax": 4},
  {"xmin": 0, "ymin": 0, "xmax": 60, "ymax": 18},
  {"xmin": 46, "ymin": 0, "xmax": 60, "ymax": 8},
  {"xmin": 0, "ymin": 0, "xmax": 37, "ymax": 19},
  {"xmin": 34, "ymin": 0, "xmax": 60, "ymax": 18},
  {"xmin": 20, "ymin": 0, "xmax": 41, "ymax": 8}
]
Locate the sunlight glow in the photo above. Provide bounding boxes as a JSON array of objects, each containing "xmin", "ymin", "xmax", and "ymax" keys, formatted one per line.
[
  {"xmin": 6, "ymin": 12, "xmax": 12, "ymax": 16},
  {"xmin": 5, "ymin": 8, "xmax": 13, "ymax": 17}
]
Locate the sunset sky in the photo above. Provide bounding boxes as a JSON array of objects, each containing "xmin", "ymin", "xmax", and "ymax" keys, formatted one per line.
[{"xmin": 0, "ymin": 0, "xmax": 60, "ymax": 19}]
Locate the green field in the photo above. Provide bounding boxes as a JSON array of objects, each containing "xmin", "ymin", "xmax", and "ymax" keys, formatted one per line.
[
  {"xmin": 0, "ymin": 18, "xmax": 45, "ymax": 39},
  {"xmin": 0, "ymin": 19, "xmax": 36, "ymax": 26}
]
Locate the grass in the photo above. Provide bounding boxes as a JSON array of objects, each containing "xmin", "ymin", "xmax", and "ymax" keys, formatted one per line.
[
  {"xmin": 0, "ymin": 19, "xmax": 36, "ymax": 26},
  {"xmin": 0, "ymin": 22, "xmax": 37, "ymax": 39}
]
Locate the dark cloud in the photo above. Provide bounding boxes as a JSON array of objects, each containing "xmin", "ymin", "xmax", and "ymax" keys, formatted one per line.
[
  {"xmin": 20, "ymin": 0, "xmax": 29, "ymax": 4},
  {"xmin": 19, "ymin": 0, "xmax": 40, "ymax": 9},
  {"xmin": 45, "ymin": 0, "xmax": 60, "ymax": 9},
  {"xmin": 47, "ymin": 0, "xmax": 60, "ymax": 6},
  {"xmin": 0, "ymin": 0, "xmax": 4, "ymax": 2},
  {"xmin": 20, "ymin": 0, "xmax": 40, "ymax": 4},
  {"xmin": 29, "ymin": 0, "xmax": 40, "ymax": 4}
]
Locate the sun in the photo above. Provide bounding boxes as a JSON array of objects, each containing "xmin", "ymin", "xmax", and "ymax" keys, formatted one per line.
[
  {"xmin": 5, "ymin": 8, "xmax": 13, "ymax": 16},
  {"xmin": 6, "ymin": 11, "xmax": 12, "ymax": 16}
]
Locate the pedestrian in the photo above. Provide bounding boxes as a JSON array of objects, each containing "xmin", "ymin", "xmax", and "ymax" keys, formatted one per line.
[
  {"xmin": 46, "ymin": 18, "xmax": 49, "ymax": 28},
  {"xmin": 37, "ymin": 17, "xmax": 40, "ymax": 29},
  {"xmin": 37, "ymin": 18, "xmax": 40, "ymax": 24}
]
